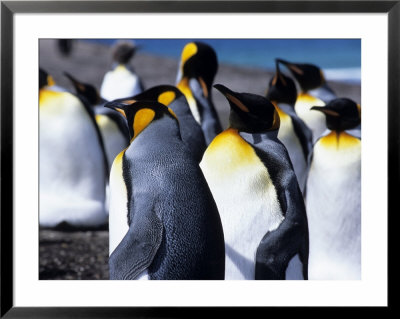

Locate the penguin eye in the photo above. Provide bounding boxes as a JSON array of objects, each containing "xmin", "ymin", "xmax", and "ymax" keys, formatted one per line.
[
  {"xmin": 132, "ymin": 108, "xmax": 156, "ymax": 140},
  {"xmin": 226, "ymin": 94, "xmax": 249, "ymax": 113},
  {"xmin": 158, "ymin": 91, "xmax": 176, "ymax": 106}
]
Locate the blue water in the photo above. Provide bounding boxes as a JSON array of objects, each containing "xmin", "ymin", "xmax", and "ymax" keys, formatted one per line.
[{"xmin": 84, "ymin": 39, "xmax": 361, "ymax": 83}]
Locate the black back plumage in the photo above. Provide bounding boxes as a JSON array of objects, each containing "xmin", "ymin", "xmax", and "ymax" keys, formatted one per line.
[
  {"xmin": 266, "ymin": 63, "xmax": 313, "ymax": 162},
  {"xmin": 123, "ymin": 85, "xmax": 207, "ymax": 162},
  {"xmin": 63, "ymin": 72, "xmax": 110, "ymax": 177},
  {"xmin": 177, "ymin": 42, "xmax": 222, "ymax": 144},
  {"xmin": 311, "ymin": 98, "xmax": 360, "ymax": 131},
  {"xmin": 213, "ymin": 84, "xmax": 309, "ymax": 279},
  {"xmin": 105, "ymin": 100, "xmax": 225, "ymax": 279}
]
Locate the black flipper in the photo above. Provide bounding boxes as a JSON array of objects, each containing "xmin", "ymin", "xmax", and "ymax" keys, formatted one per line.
[
  {"xmin": 279, "ymin": 103, "xmax": 313, "ymax": 162},
  {"xmin": 76, "ymin": 95, "xmax": 110, "ymax": 180},
  {"xmin": 249, "ymin": 139, "xmax": 309, "ymax": 280},
  {"xmin": 96, "ymin": 105, "xmax": 130, "ymax": 145},
  {"xmin": 189, "ymin": 78, "xmax": 222, "ymax": 144},
  {"xmin": 109, "ymin": 204, "xmax": 163, "ymax": 280}
]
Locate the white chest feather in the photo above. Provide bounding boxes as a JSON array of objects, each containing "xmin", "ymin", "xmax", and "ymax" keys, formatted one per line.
[
  {"xmin": 100, "ymin": 66, "xmax": 142, "ymax": 101},
  {"xmin": 108, "ymin": 150, "xmax": 130, "ymax": 255},
  {"xmin": 200, "ymin": 129, "xmax": 284, "ymax": 280},
  {"xmin": 277, "ymin": 111, "xmax": 307, "ymax": 193},
  {"xmin": 39, "ymin": 90, "xmax": 107, "ymax": 227},
  {"xmin": 95, "ymin": 114, "xmax": 128, "ymax": 171},
  {"xmin": 306, "ymin": 132, "xmax": 361, "ymax": 279},
  {"xmin": 295, "ymin": 93, "xmax": 326, "ymax": 142}
]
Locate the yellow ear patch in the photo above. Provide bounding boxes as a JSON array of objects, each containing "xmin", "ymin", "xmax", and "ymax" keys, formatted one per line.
[
  {"xmin": 181, "ymin": 42, "xmax": 198, "ymax": 65},
  {"xmin": 115, "ymin": 108, "xmax": 127, "ymax": 118},
  {"xmin": 47, "ymin": 75, "xmax": 55, "ymax": 87},
  {"xmin": 121, "ymin": 99, "xmax": 136, "ymax": 105},
  {"xmin": 158, "ymin": 91, "xmax": 176, "ymax": 106},
  {"xmin": 357, "ymin": 104, "xmax": 361, "ymax": 118},
  {"xmin": 168, "ymin": 108, "xmax": 178, "ymax": 120},
  {"xmin": 272, "ymin": 102, "xmax": 290, "ymax": 121},
  {"xmin": 132, "ymin": 108, "xmax": 155, "ymax": 140},
  {"xmin": 322, "ymin": 109, "xmax": 340, "ymax": 117},
  {"xmin": 270, "ymin": 109, "xmax": 281, "ymax": 130},
  {"xmin": 320, "ymin": 70, "xmax": 326, "ymax": 82},
  {"xmin": 198, "ymin": 77, "xmax": 209, "ymax": 98},
  {"xmin": 271, "ymin": 74, "xmax": 278, "ymax": 86},
  {"xmin": 289, "ymin": 64, "xmax": 304, "ymax": 75},
  {"xmin": 226, "ymin": 94, "xmax": 249, "ymax": 113}
]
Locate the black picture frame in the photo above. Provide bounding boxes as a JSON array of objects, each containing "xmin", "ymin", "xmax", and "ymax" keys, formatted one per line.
[{"xmin": 1, "ymin": 1, "xmax": 394, "ymax": 317}]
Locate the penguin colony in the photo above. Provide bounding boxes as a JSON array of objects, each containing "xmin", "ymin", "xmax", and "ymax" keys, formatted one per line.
[{"xmin": 40, "ymin": 40, "xmax": 361, "ymax": 280}]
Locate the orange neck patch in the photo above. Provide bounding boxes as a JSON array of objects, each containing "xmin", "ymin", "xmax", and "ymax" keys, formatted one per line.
[
  {"xmin": 158, "ymin": 91, "xmax": 176, "ymax": 106},
  {"xmin": 132, "ymin": 108, "xmax": 155, "ymax": 141},
  {"xmin": 319, "ymin": 131, "xmax": 361, "ymax": 150}
]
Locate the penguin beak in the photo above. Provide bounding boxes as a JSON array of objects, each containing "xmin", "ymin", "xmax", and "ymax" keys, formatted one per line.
[
  {"xmin": 276, "ymin": 58, "xmax": 289, "ymax": 66},
  {"xmin": 276, "ymin": 58, "xmax": 304, "ymax": 76},
  {"xmin": 311, "ymin": 106, "xmax": 339, "ymax": 117},
  {"xmin": 104, "ymin": 100, "xmax": 131, "ymax": 118},
  {"xmin": 271, "ymin": 60, "xmax": 287, "ymax": 87},
  {"xmin": 213, "ymin": 84, "xmax": 231, "ymax": 96},
  {"xmin": 214, "ymin": 84, "xmax": 250, "ymax": 113}
]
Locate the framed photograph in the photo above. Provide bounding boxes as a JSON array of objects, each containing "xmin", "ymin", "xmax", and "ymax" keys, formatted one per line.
[{"xmin": 1, "ymin": 0, "xmax": 394, "ymax": 317}]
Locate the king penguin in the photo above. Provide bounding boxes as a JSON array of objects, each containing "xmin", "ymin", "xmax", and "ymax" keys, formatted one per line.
[
  {"xmin": 266, "ymin": 61, "xmax": 313, "ymax": 194},
  {"xmin": 277, "ymin": 59, "xmax": 337, "ymax": 142},
  {"xmin": 64, "ymin": 72, "xmax": 130, "ymax": 172},
  {"xmin": 105, "ymin": 99, "xmax": 225, "ymax": 279},
  {"xmin": 200, "ymin": 84, "xmax": 309, "ymax": 280},
  {"xmin": 120, "ymin": 85, "xmax": 207, "ymax": 162},
  {"xmin": 305, "ymin": 98, "xmax": 361, "ymax": 280},
  {"xmin": 176, "ymin": 41, "xmax": 223, "ymax": 145},
  {"xmin": 100, "ymin": 40, "xmax": 144, "ymax": 101},
  {"xmin": 39, "ymin": 68, "xmax": 108, "ymax": 228}
]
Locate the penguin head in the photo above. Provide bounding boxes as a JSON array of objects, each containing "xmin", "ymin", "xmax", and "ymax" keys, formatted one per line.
[
  {"xmin": 266, "ymin": 60, "xmax": 298, "ymax": 106},
  {"xmin": 112, "ymin": 40, "xmax": 138, "ymax": 65},
  {"xmin": 39, "ymin": 68, "xmax": 55, "ymax": 89},
  {"xmin": 214, "ymin": 84, "xmax": 280, "ymax": 133},
  {"xmin": 63, "ymin": 72, "xmax": 102, "ymax": 105},
  {"xmin": 276, "ymin": 58, "xmax": 326, "ymax": 92},
  {"xmin": 177, "ymin": 42, "xmax": 218, "ymax": 96},
  {"xmin": 311, "ymin": 98, "xmax": 361, "ymax": 131},
  {"xmin": 130, "ymin": 85, "xmax": 184, "ymax": 107},
  {"xmin": 104, "ymin": 99, "xmax": 178, "ymax": 141}
]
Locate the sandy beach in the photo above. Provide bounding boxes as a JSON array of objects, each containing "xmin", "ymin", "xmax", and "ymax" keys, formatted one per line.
[{"xmin": 39, "ymin": 39, "xmax": 361, "ymax": 280}]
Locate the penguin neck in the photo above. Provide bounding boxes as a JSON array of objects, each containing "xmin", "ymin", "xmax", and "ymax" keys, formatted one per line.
[
  {"xmin": 272, "ymin": 102, "xmax": 296, "ymax": 119},
  {"xmin": 306, "ymin": 83, "xmax": 336, "ymax": 103},
  {"xmin": 176, "ymin": 77, "xmax": 201, "ymax": 123},
  {"xmin": 239, "ymin": 129, "xmax": 279, "ymax": 145},
  {"xmin": 168, "ymin": 95, "xmax": 191, "ymax": 117},
  {"xmin": 229, "ymin": 111, "xmax": 274, "ymax": 135},
  {"xmin": 127, "ymin": 117, "xmax": 182, "ymax": 153},
  {"xmin": 113, "ymin": 63, "xmax": 133, "ymax": 73}
]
